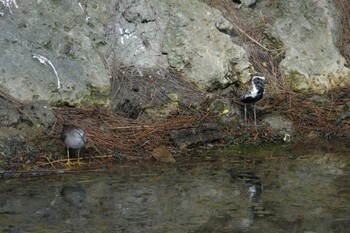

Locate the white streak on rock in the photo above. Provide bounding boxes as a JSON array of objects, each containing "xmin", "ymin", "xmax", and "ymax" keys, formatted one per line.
[{"xmin": 32, "ymin": 53, "xmax": 61, "ymax": 90}]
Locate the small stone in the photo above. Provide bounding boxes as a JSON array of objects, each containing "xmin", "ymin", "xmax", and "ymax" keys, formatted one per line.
[
  {"xmin": 241, "ymin": 0, "xmax": 257, "ymax": 7},
  {"xmin": 0, "ymin": 98, "xmax": 20, "ymax": 126},
  {"xmin": 21, "ymin": 101, "xmax": 56, "ymax": 128},
  {"xmin": 150, "ymin": 147, "xmax": 175, "ymax": 163},
  {"xmin": 262, "ymin": 114, "xmax": 294, "ymax": 136}
]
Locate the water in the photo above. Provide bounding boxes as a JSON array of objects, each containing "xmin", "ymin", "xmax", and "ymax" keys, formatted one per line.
[{"xmin": 0, "ymin": 142, "xmax": 350, "ymax": 233}]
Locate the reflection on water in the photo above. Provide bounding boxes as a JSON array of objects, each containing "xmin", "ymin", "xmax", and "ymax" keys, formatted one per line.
[{"xmin": 0, "ymin": 143, "xmax": 350, "ymax": 233}]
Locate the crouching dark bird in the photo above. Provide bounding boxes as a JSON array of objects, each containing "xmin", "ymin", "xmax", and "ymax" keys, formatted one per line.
[
  {"xmin": 61, "ymin": 124, "xmax": 87, "ymax": 167},
  {"xmin": 233, "ymin": 76, "xmax": 266, "ymax": 127}
]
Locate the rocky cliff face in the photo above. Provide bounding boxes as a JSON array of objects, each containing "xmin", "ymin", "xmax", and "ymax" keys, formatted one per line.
[{"xmin": 0, "ymin": 0, "xmax": 349, "ymax": 105}]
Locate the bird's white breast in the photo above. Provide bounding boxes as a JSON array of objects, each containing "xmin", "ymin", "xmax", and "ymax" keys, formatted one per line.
[{"xmin": 245, "ymin": 85, "xmax": 258, "ymax": 98}]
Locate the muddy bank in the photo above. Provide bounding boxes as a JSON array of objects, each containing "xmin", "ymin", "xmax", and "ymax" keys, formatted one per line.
[
  {"xmin": 2, "ymin": 86, "xmax": 350, "ymax": 174},
  {"xmin": 1, "ymin": 0, "xmax": 350, "ymax": 173}
]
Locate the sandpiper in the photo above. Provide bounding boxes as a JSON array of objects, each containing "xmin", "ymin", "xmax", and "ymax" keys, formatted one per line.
[
  {"xmin": 61, "ymin": 124, "xmax": 87, "ymax": 166},
  {"xmin": 233, "ymin": 76, "xmax": 266, "ymax": 127}
]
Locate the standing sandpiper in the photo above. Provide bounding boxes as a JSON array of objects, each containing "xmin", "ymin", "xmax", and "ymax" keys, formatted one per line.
[
  {"xmin": 61, "ymin": 124, "xmax": 87, "ymax": 167},
  {"xmin": 233, "ymin": 76, "xmax": 266, "ymax": 127}
]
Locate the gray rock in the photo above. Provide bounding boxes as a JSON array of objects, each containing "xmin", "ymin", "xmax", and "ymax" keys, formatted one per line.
[
  {"xmin": 262, "ymin": 114, "xmax": 294, "ymax": 136},
  {"xmin": 21, "ymin": 101, "xmax": 56, "ymax": 128},
  {"xmin": 241, "ymin": 0, "xmax": 257, "ymax": 8},
  {"xmin": 163, "ymin": 0, "xmax": 253, "ymax": 90},
  {"xmin": 0, "ymin": 98, "xmax": 20, "ymax": 126},
  {"xmin": 0, "ymin": 0, "xmax": 348, "ymax": 113},
  {"xmin": 0, "ymin": 0, "xmax": 111, "ymax": 105},
  {"xmin": 268, "ymin": 0, "xmax": 349, "ymax": 93},
  {"xmin": 0, "ymin": 139, "xmax": 31, "ymax": 159},
  {"xmin": 111, "ymin": 0, "xmax": 253, "ymax": 91},
  {"xmin": 2, "ymin": 0, "xmax": 252, "ymax": 111},
  {"xmin": 0, "ymin": 100, "xmax": 55, "ymax": 158}
]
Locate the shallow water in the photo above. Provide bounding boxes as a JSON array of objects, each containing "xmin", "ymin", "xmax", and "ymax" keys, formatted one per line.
[{"xmin": 1, "ymin": 142, "xmax": 350, "ymax": 233}]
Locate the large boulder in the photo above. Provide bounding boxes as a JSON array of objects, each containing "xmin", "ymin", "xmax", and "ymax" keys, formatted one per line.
[
  {"xmin": 267, "ymin": 0, "xmax": 350, "ymax": 93},
  {"xmin": 163, "ymin": 0, "xmax": 253, "ymax": 90},
  {"xmin": 0, "ymin": 99, "xmax": 56, "ymax": 158},
  {"xmin": 0, "ymin": 0, "xmax": 111, "ymax": 106},
  {"xmin": 109, "ymin": 0, "xmax": 254, "ymax": 91}
]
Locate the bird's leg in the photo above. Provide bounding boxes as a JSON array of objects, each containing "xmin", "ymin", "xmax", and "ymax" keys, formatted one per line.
[
  {"xmin": 76, "ymin": 149, "xmax": 81, "ymax": 166},
  {"xmin": 253, "ymin": 102, "xmax": 257, "ymax": 128},
  {"xmin": 244, "ymin": 104, "xmax": 247, "ymax": 126},
  {"xmin": 65, "ymin": 147, "xmax": 73, "ymax": 167}
]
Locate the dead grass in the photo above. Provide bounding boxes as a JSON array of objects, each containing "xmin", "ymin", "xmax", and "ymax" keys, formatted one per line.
[
  {"xmin": 53, "ymin": 107, "xmax": 208, "ymax": 158},
  {"xmin": 110, "ymin": 63, "xmax": 205, "ymax": 119},
  {"xmin": 264, "ymin": 92, "xmax": 340, "ymax": 137}
]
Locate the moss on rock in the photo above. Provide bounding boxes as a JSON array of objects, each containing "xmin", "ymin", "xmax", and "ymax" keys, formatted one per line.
[
  {"xmin": 285, "ymin": 71, "xmax": 309, "ymax": 92},
  {"xmin": 85, "ymin": 84, "xmax": 111, "ymax": 107}
]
